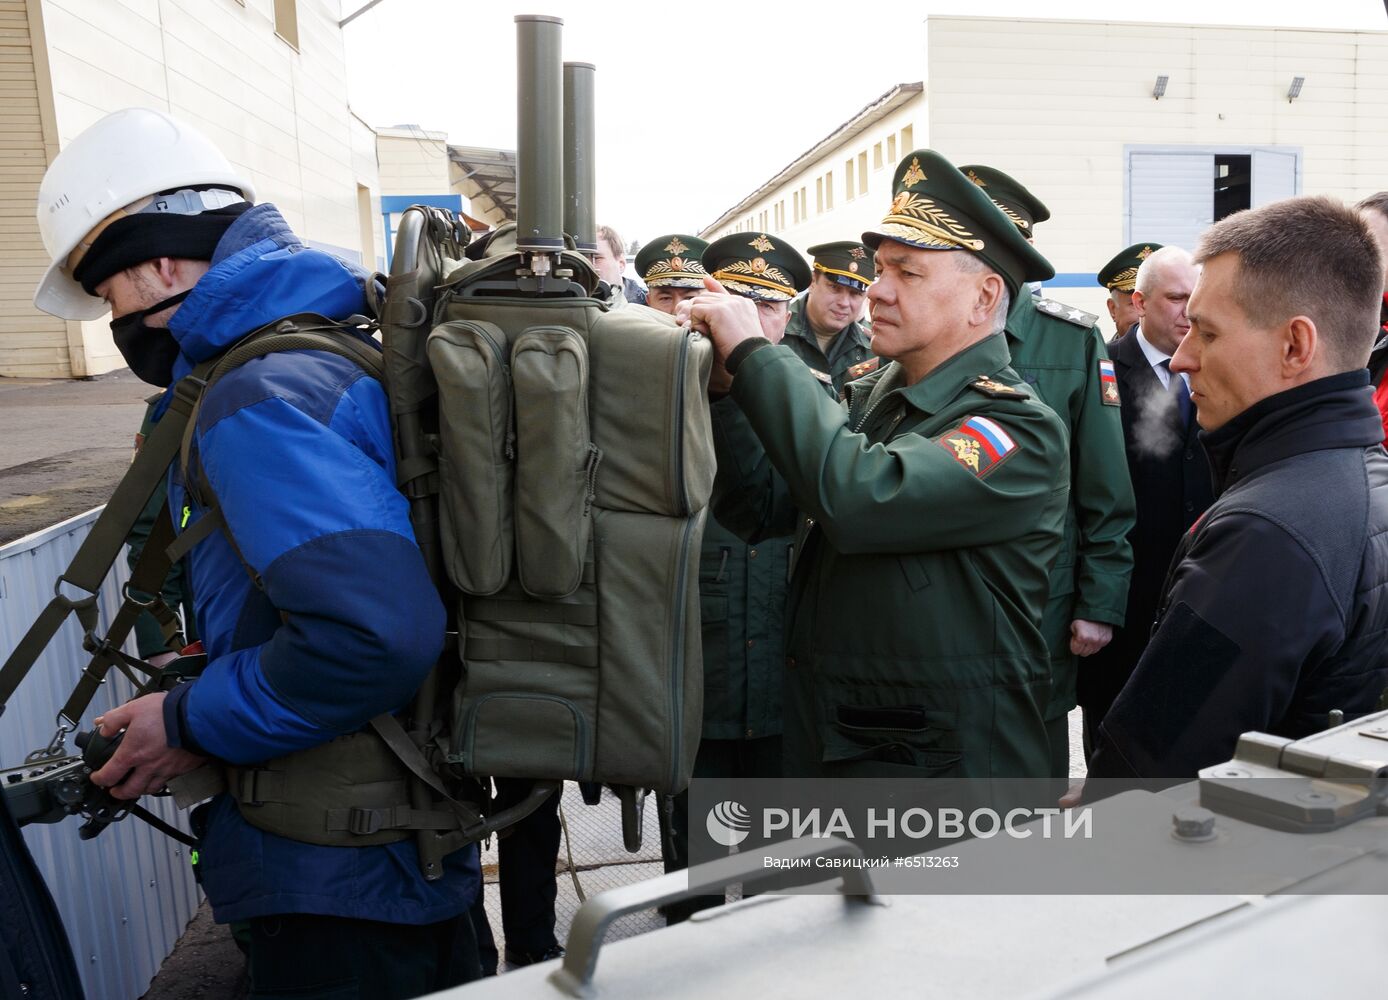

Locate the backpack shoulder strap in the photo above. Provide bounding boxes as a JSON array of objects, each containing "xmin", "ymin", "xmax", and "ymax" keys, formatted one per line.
[{"xmin": 176, "ymin": 314, "xmax": 386, "ymax": 583}]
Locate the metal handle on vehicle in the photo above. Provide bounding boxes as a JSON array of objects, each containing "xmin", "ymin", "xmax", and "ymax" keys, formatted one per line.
[{"xmin": 548, "ymin": 836, "xmax": 886, "ymax": 998}]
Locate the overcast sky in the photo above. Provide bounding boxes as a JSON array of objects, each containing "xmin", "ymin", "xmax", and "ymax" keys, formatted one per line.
[{"xmin": 342, "ymin": 0, "xmax": 1387, "ymax": 247}]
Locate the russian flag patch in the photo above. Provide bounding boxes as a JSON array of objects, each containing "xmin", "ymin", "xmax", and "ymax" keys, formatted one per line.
[
  {"xmin": 935, "ymin": 415, "xmax": 1018, "ymax": 478},
  {"xmin": 1098, "ymin": 359, "xmax": 1120, "ymax": 406}
]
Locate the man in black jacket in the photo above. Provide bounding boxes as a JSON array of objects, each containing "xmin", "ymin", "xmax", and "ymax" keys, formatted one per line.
[
  {"xmin": 1089, "ymin": 196, "xmax": 1388, "ymax": 779},
  {"xmin": 1078, "ymin": 248, "xmax": 1213, "ymax": 755}
]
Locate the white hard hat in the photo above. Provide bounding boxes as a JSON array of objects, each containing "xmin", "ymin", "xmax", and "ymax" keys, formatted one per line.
[{"xmin": 33, "ymin": 108, "xmax": 255, "ymax": 320}]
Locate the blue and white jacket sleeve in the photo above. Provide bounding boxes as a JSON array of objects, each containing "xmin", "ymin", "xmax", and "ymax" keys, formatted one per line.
[{"xmin": 166, "ymin": 359, "xmax": 445, "ymax": 765}]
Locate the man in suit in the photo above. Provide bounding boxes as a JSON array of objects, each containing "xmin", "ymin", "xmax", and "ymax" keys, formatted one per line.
[{"xmin": 1077, "ymin": 246, "xmax": 1214, "ymax": 756}]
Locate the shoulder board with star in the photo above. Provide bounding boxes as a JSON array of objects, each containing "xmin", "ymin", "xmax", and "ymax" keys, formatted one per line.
[
  {"xmin": 845, "ymin": 357, "xmax": 880, "ymax": 380},
  {"xmin": 807, "ymin": 367, "xmax": 833, "ymax": 386},
  {"xmin": 968, "ymin": 374, "xmax": 1028, "ymax": 399},
  {"xmin": 1034, "ymin": 298, "xmax": 1099, "ymax": 329}
]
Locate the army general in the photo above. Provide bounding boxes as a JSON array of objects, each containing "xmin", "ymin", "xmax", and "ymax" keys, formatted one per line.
[{"xmin": 680, "ymin": 150, "xmax": 1069, "ymax": 779}]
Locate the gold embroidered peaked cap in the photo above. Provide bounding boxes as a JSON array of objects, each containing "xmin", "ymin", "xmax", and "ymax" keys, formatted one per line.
[
  {"xmin": 806, "ymin": 240, "xmax": 875, "ymax": 290},
  {"xmin": 701, "ymin": 232, "xmax": 811, "ymax": 302},
  {"xmin": 1098, "ymin": 242, "xmax": 1164, "ymax": 292},
  {"xmin": 634, "ymin": 233, "xmax": 710, "ymax": 289},
  {"xmin": 863, "ymin": 149, "xmax": 1054, "ymax": 297},
  {"xmin": 958, "ymin": 164, "xmax": 1051, "ymax": 234}
]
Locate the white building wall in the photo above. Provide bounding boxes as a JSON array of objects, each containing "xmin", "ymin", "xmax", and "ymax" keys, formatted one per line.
[
  {"xmin": 710, "ymin": 100, "xmax": 927, "ymax": 257},
  {"xmin": 925, "ymin": 16, "xmax": 1388, "ymax": 325},
  {"xmin": 702, "ymin": 16, "xmax": 1388, "ymax": 334},
  {"xmin": 376, "ymin": 126, "xmax": 452, "ymax": 196},
  {"xmin": 0, "ymin": 0, "xmax": 79, "ymax": 378},
  {"xmin": 3, "ymin": 0, "xmax": 380, "ymax": 378}
]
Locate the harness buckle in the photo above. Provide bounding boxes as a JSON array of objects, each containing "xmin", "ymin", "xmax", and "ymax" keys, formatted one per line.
[{"xmin": 347, "ymin": 807, "xmax": 386, "ymax": 836}]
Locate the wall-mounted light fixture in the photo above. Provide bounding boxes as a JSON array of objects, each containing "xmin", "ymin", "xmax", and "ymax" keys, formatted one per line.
[
  {"xmin": 1152, "ymin": 75, "xmax": 1169, "ymax": 101},
  {"xmin": 1287, "ymin": 76, "xmax": 1306, "ymax": 103}
]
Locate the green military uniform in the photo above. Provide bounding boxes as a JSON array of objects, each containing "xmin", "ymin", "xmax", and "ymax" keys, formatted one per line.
[
  {"xmin": 964, "ymin": 164, "xmax": 1136, "ymax": 778},
  {"xmin": 711, "ymin": 151, "xmax": 1070, "ymax": 779},
  {"xmin": 1004, "ymin": 297, "xmax": 1135, "ymax": 728},
  {"xmin": 782, "ymin": 299, "xmax": 875, "ymax": 397},
  {"xmin": 657, "ymin": 231, "xmax": 807, "ymax": 921},
  {"xmin": 781, "ymin": 241, "xmax": 878, "ymax": 397}
]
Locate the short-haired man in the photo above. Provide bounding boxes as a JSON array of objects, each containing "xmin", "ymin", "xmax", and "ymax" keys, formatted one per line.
[
  {"xmin": 1089, "ymin": 197, "xmax": 1388, "ymax": 778},
  {"xmin": 1079, "ymin": 246, "xmax": 1215, "ymax": 754},
  {"xmin": 595, "ymin": 223, "xmax": 646, "ymax": 306},
  {"xmin": 32, "ymin": 109, "xmax": 478, "ymax": 995},
  {"xmin": 1098, "ymin": 243, "xmax": 1163, "ymax": 340},
  {"xmin": 963, "ymin": 164, "xmax": 1136, "ymax": 780},
  {"xmin": 782, "ymin": 242, "xmax": 878, "ymax": 396},
  {"xmin": 681, "ymin": 152, "xmax": 1069, "ymax": 779},
  {"xmin": 1355, "ymin": 193, "xmax": 1388, "ymax": 437}
]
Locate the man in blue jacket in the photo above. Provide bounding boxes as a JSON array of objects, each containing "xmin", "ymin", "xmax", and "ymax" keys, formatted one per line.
[{"xmin": 32, "ymin": 109, "xmax": 478, "ymax": 998}]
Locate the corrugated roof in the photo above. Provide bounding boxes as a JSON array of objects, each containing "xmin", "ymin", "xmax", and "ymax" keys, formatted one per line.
[{"xmin": 448, "ymin": 145, "xmax": 518, "ymax": 221}]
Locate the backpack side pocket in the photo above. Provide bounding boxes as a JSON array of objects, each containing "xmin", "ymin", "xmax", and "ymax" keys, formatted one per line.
[
  {"xmin": 511, "ymin": 325, "xmax": 595, "ymax": 599},
  {"xmin": 426, "ymin": 319, "xmax": 514, "ymax": 595}
]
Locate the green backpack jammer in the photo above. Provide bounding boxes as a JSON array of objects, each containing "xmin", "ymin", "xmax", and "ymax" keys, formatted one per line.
[{"xmin": 382, "ymin": 203, "xmax": 713, "ymax": 847}]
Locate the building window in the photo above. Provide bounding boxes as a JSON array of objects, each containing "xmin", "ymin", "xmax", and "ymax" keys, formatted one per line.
[
  {"xmin": 1214, "ymin": 155, "xmax": 1252, "ymax": 221},
  {"xmin": 845, "ymin": 158, "xmax": 855, "ymax": 201},
  {"xmin": 900, "ymin": 125, "xmax": 913, "ymax": 151},
  {"xmin": 825, "ymin": 171, "xmax": 833, "ymax": 210},
  {"xmin": 274, "ymin": 0, "xmax": 299, "ymax": 50},
  {"xmin": 800, "ymin": 186, "xmax": 807, "ymax": 220},
  {"xmin": 873, "ymin": 142, "xmax": 883, "ymax": 170},
  {"xmin": 816, "ymin": 177, "xmax": 824, "ymax": 214},
  {"xmin": 857, "ymin": 152, "xmax": 868, "ymax": 196},
  {"xmin": 1126, "ymin": 145, "xmax": 1299, "ymax": 249},
  {"xmin": 887, "ymin": 134, "xmax": 897, "ymax": 164}
]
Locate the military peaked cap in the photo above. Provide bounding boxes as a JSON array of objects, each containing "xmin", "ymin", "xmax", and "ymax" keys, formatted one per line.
[
  {"xmin": 958, "ymin": 163, "xmax": 1051, "ymax": 235},
  {"xmin": 807, "ymin": 240, "xmax": 875, "ymax": 290},
  {"xmin": 702, "ymin": 232, "xmax": 811, "ymax": 302},
  {"xmin": 863, "ymin": 149, "xmax": 1054, "ymax": 298},
  {"xmin": 1098, "ymin": 242, "xmax": 1163, "ymax": 292},
  {"xmin": 635, "ymin": 234, "xmax": 710, "ymax": 289}
]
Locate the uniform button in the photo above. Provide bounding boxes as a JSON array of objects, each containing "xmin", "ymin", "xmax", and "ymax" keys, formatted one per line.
[
  {"xmin": 1184, "ymin": 501, "xmax": 1194, "ymax": 512},
  {"xmin": 749, "ymin": 548, "xmax": 758, "ymax": 559},
  {"xmin": 746, "ymin": 728, "xmax": 755, "ymax": 739},
  {"xmin": 785, "ymin": 656, "xmax": 796, "ymax": 670},
  {"xmin": 746, "ymin": 639, "xmax": 756, "ymax": 648},
  {"xmin": 805, "ymin": 517, "xmax": 815, "ymax": 529},
  {"xmin": 1184, "ymin": 450, "xmax": 1194, "ymax": 460}
]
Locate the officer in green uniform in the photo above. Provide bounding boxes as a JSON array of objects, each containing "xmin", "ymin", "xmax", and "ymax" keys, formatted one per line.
[
  {"xmin": 681, "ymin": 150, "xmax": 1069, "ymax": 780},
  {"xmin": 962, "ymin": 164, "xmax": 1136, "ymax": 780},
  {"xmin": 634, "ymin": 234, "xmax": 710, "ymax": 315},
  {"xmin": 782, "ymin": 241, "xmax": 878, "ymax": 396},
  {"xmin": 644, "ymin": 231, "xmax": 806, "ymax": 918},
  {"xmin": 1098, "ymin": 242, "xmax": 1163, "ymax": 340}
]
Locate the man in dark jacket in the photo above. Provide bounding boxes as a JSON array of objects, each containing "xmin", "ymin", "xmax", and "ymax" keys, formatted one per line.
[
  {"xmin": 1078, "ymin": 247, "xmax": 1214, "ymax": 755},
  {"xmin": 1089, "ymin": 195, "xmax": 1388, "ymax": 779}
]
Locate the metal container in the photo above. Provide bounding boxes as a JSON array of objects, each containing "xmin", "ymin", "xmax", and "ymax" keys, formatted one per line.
[
  {"xmin": 563, "ymin": 61, "xmax": 597, "ymax": 254},
  {"xmin": 515, "ymin": 14, "xmax": 565, "ymax": 252}
]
